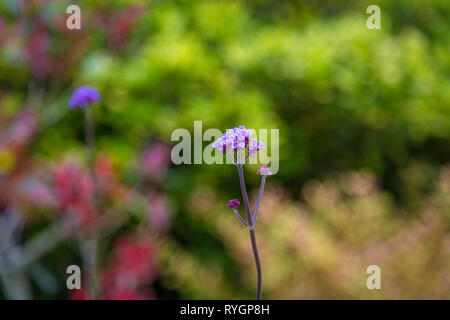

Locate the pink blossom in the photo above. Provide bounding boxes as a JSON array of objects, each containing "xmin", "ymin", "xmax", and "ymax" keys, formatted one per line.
[
  {"xmin": 257, "ymin": 165, "xmax": 272, "ymax": 176},
  {"xmin": 101, "ymin": 236, "xmax": 156, "ymax": 295},
  {"xmin": 147, "ymin": 192, "xmax": 171, "ymax": 233},
  {"xmin": 53, "ymin": 163, "xmax": 94, "ymax": 225},
  {"xmin": 226, "ymin": 199, "xmax": 240, "ymax": 209},
  {"xmin": 138, "ymin": 141, "xmax": 171, "ymax": 181},
  {"xmin": 19, "ymin": 179, "xmax": 58, "ymax": 208}
]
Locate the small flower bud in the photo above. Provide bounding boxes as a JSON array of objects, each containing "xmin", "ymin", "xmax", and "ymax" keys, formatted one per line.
[
  {"xmin": 257, "ymin": 165, "xmax": 272, "ymax": 176},
  {"xmin": 226, "ymin": 199, "xmax": 240, "ymax": 209}
]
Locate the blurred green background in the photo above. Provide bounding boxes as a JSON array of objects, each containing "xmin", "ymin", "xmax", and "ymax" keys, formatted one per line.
[{"xmin": 1, "ymin": 0, "xmax": 450, "ymax": 299}]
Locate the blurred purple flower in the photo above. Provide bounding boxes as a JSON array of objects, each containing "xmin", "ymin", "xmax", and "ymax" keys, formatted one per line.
[
  {"xmin": 147, "ymin": 191, "xmax": 171, "ymax": 233},
  {"xmin": 68, "ymin": 86, "xmax": 101, "ymax": 109},
  {"xmin": 138, "ymin": 141, "xmax": 171, "ymax": 181}
]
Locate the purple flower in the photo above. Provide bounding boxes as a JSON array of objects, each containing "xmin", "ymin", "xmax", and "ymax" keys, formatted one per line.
[
  {"xmin": 248, "ymin": 138, "xmax": 264, "ymax": 157},
  {"xmin": 212, "ymin": 125, "xmax": 264, "ymax": 158},
  {"xmin": 226, "ymin": 199, "xmax": 240, "ymax": 209},
  {"xmin": 68, "ymin": 86, "xmax": 101, "ymax": 109},
  {"xmin": 257, "ymin": 165, "xmax": 272, "ymax": 176}
]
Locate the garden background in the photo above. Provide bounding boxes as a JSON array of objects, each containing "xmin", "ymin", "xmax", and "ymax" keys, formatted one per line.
[{"xmin": 1, "ymin": 0, "xmax": 450, "ymax": 299}]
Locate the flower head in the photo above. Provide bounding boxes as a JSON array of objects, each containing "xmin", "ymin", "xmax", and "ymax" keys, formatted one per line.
[
  {"xmin": 68, "ymin": 86, "xmax": 101, "ymax": 109},
  {"xmin": 212, "ymin": 125, "xmax": 264, "ymax": 158},
  {"xmin": 257, "ymin": 165, "xmax": 272, "ymax": 176},
  {"xmin": 226, "ymin": 199, "xmax": 240, "ymax": 209}
]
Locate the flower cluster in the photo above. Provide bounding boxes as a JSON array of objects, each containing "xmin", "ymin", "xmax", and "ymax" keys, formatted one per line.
[{"xmin": 212, "ymin": 126, "xmax": 264, "ymax": 158}]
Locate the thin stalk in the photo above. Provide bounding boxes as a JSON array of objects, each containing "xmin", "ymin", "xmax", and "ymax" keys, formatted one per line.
[
  {"xmin": 83, "ymin": 108, "xmax": 99, "ymax": 299},
  {"xmin": 252, "ymin": 176, "xmax": 266, "ymax": 226},
  {"xmin": 232, "ymin": 208, "xmax": 251, "ymax": 229},
  {"xmin": 237, "ymin": 164, "xmax": 262, "ymax": 300}
]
